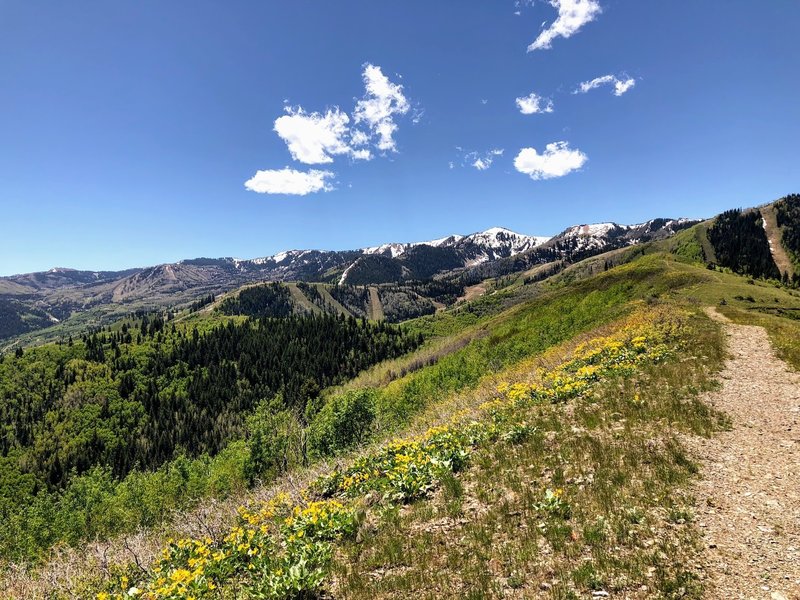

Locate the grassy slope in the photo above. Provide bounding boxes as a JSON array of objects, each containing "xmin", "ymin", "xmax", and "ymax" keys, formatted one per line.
[
  {"xmin": 10, "ymin": 243, "xmax": 800, "ymax": 598},
  {"xmin": 335, "ymin": 248, "xmax": 800, "ymax": 599},
  {"xmin": 659, "ymin": 220, "xmax": 800, "ymax": 370},
  {"xmin": 668, "ymin": 260, "xmax": 800, "ymax": 369},
  {"xmin": 79, "ymin": 271, "xmax": 730, "ymax": 600},
  {"xmin": 286, "ymin": 282, "xmax": 324, "ymax": 314},
  {"xmin": 332, "ymin": 308, "xmax": 726, "ymax": 599},
  {"xmin": 315, "ymin": 284, "xmax": 353, "ymax": 317}
]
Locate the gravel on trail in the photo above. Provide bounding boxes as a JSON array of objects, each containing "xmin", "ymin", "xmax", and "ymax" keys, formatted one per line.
[{"xmin": 691, "ymin": 309, "xmax": 800, "ymax": 599}]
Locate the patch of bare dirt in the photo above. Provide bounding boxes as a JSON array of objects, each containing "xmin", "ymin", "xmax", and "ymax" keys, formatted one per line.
[
  {"xmin": 458, "ymin": 282, "xmax": 487, "ymax": 303},
  {"xmin": 691, "ymin": 309, "xmax": 800, "ymax": 599},
  {"xmin": 761, "ymin": 205, "xmax": 795, "ymax": 279},
  {"xmin": 368, "ymin": 287, "xmax": 384, "ymax": 321}
]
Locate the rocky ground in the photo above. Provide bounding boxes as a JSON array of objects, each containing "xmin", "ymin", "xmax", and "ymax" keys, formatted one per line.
[{"xmin": 691, "ymin": 309, "xmax": 800, "ymax": 599}]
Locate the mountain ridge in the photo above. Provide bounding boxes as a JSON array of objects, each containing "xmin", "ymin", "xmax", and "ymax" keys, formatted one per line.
[{"xmin": 0, "ymin": 218, "xmax": 697, "ymax": 343}]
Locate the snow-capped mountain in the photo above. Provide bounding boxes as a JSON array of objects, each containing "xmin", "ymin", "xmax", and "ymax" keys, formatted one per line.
[
  {"xmin": 361, "ymin": 227, "xmax": 546, "ymax": 262},
  {"xmin": 454, "ymin": 227, "xmax": 551, "ymax": 266},
  {"xmin": 362, "ymin": 234, "xmax": 465, "ymax": 259},
  {"xmin": 549, "ymin": 219, "xmax": 696, "ymax": 254},
  {"xmin": 0, "ymin": 217, "xmax": 698, "ymax": 342}
]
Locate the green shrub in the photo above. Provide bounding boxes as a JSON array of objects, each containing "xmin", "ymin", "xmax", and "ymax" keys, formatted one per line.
[
  {"xmin": 308, "ymin": 390, "xmax": 377, "ymax": 456},
  {"xmin": 245, "ymin": 400, "xmax": 305, "ymax": 484}
]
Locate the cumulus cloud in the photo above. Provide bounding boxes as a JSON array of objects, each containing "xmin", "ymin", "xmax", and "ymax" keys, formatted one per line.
[
  {"xmin": 244, "ymin": 168, "xmax": 335, "ymax": 195},
  {"xmin": 514, "ymin": 142, "xmax": 587, "ymax": 180},
  {"xmin": 247, "ymin": 64, "xmax": 413, "ymax": 195},
  {"xmin": 353, "ymin": 64, "xmax": 410, "ymax": 152},
  {"xmin": 273, "ymin": 107, "xmax": 355, "ymax": 164},
  {"xmin": 515, "ymin": 92, "xmax": 554, "ymax": 114},
  {"xmin": 575, "ymin": 73, "xmax": 636, "ymax": 96},
  {"xmin": 528, "ymin": 0, "xmax": 602, "ymax": 52}
]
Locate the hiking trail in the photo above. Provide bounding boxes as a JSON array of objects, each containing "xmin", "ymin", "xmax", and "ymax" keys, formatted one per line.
[{"xmin": 691, "ymin": 309, "xmax": 800, "ymax": 599}]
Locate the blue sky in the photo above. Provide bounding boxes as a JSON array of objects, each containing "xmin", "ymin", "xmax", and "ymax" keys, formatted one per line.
[{"xmin": 1, "ymin": 1, "xmax": 799, "ymax": 276}]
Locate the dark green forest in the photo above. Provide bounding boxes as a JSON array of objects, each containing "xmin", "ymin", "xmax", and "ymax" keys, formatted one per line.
[
  {"xmin": 218, "ymin": 282, "xmax": 293, "ymax": 318},
  {"xmin": 775, "ymin": 194, "xmax": 800, "ymax": 266},
  {"xmin": 707, "ymin": 208, "xmax": 780, "ymax": 279},
  {"xmin": 0, "ymin": 311, "xmax": 420, "ymax": 559}
]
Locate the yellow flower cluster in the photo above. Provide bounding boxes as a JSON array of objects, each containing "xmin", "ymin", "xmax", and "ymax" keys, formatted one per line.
[
  {"xmin": 495, "ymin": 308, "xmax": 681, "ymax": 407},
  {"xmin": 95, "ymin": 495, "xmax": 352, "ymax": 600}
]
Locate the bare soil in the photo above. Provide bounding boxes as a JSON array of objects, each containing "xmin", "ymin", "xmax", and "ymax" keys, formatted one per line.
[
  {"xmin": 368, "ymin": 287, "xmax": 384, "ymax": 321},
  {"xmin": 761, "ymin": 206, "xmax": 795, "ymax": 279},
  {"xmin": 691, "ymin": 309, "xmax": 800, "ymax": 599},
  {"xmin": 458, "ymin": 282, "xmax": 487, "ymax": 303}
]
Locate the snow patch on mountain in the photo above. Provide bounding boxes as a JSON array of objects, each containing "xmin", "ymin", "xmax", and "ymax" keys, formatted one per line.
[{"xmin": 362, "ymin": 234, "xmax": 467, "ymax": 258}]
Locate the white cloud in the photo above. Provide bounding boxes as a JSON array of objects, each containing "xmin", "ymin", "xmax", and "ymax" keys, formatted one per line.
[
  {"xmin": 273, "ymin": 107, "xmax": 359, "ymax": 165},
  {"xmin": 463, "ymin": 148, "xmax": 504, "ymax": 171},
  {"xmin": 244, "ymin": 168, "xmax": 335, "ymax": 195},
  {"xmin": 349, "ymin": 129, "xmax": 371, "ymax": 147},
  {"xmin": 514, "ymin": 142, "xmax": 587, "ymax": 180},
  {"xmin": 528, "ymin": 0, "xmax": 602, "ymax": 52},
  {"xmin": 613, "ymin": 77, "xmax": 636, "ymax": 96},
  {"xmin": 575, "ymin": 74, "xmax": 636, "ymax": 96},
  {"xmin": 515, "ymin": 92, "xmax": 554, "ymax": 114},
  {"xmin": 353, "ymin": 64, "xmax": 410, "ymax": 153},
  {"xmin": 577, "ymin": 74, "xmax": 614, "ymax": 93},
  {"xmin": 247, "ymin": 64, "xmax": 412, "ymax": 196},
  {"xmin": 270, "ymin": 66, "xmax": 411, "ymax": 165}
]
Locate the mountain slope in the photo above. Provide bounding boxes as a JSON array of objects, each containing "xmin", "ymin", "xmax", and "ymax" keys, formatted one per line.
[{"xmin": 0, "ymin": 220, "xmax": 695, "ymax": 345}]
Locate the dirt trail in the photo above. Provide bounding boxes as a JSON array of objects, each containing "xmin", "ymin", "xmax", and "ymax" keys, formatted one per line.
[{"xmin": 691, "ymin": 308, "xmax": 800, "ymax": 599}]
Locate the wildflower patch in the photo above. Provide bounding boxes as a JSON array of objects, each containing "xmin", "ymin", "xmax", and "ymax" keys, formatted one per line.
[{"xmin": 93, "ymin": 308, "xmax": 685, "ymax": 599}]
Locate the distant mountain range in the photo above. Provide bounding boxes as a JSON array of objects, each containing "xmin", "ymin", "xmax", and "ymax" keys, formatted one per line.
[{"xmin": 0, "ymin": 218, "xmax": 697, "ymax": 343}]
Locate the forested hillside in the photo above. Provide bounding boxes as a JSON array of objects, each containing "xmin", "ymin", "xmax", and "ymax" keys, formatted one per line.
[
  {"xmin": 0, "ymin": 311, "xmax": 420, "ymax": 560},
  {"xmin": 707, "ymin": 208, "xmax": 780, "ymax": 279},
  {"xmin": 217, "ymin": 282, "xmax": 293, "ymax": 318},
  {"xmin": 775, "ymin": 193, "xmax": 800, "ymax": 267},
  {"xmin": 218, "ymin": 281, "xmax": 439, "ymax": 323}
]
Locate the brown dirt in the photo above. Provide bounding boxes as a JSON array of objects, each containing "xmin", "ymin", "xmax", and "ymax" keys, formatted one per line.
[
  {"xmin": 458, "ymin": 282, "xmax": 487, "ymax": 303},
  {"xmin": 761, "ymin": 205, "xmax": 795, "ymax": 279},
  {"xmin": 691, "ymin": 308, "xmax": 800, "ymax": 599},
  {"xmin": 368, "ymin": 287, "xmax": 384, "ymax": 321}
]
